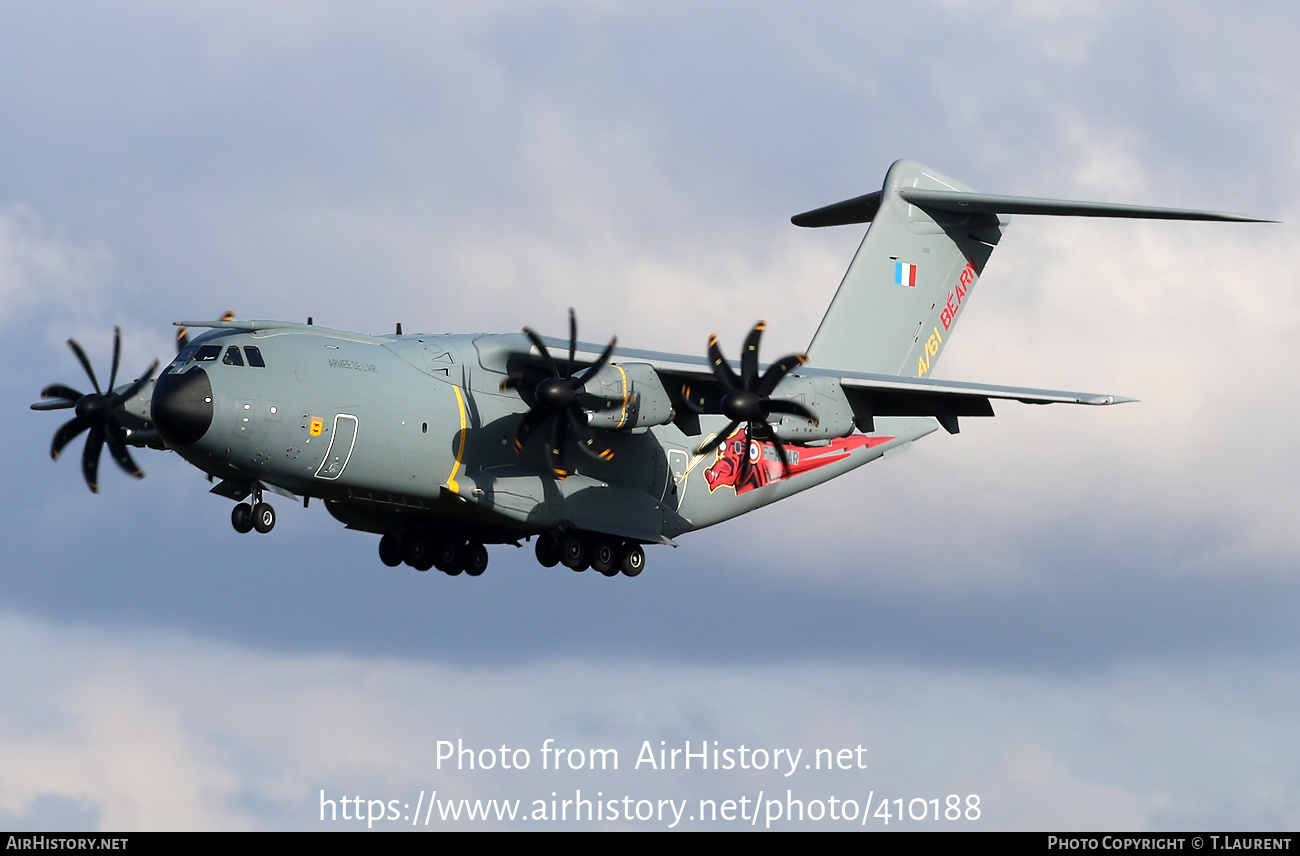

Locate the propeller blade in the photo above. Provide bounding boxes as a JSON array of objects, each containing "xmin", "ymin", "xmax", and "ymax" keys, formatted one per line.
[
  {"xmin": 755, "ymin": 353, "xmax": 809, "ymax": 397},
  {"xmin": 110, "ymin": 359, "xmax": 159, "ymax": 407},
  {"xmin": 547, "ymin": 410, "xmax": 568, "ymax": 479},
  {"xmin": 680, "ymin": 383, "xmax": 703, "ymax": 414},
  {"xmin": 513, "ymin": 407, "xmax": 550, "ymax": 453},
  {"xmin": 566, "ymin": 307, "xmax": 577, "ymax": 379},
  {"xmin": 764, "ymin": 398, "xmax": 819, "ymax": 425},
  {"xmin": 51, "ymin": 416, "xmax": 90, "ymax": 460},
  {"xmin": 740, "ymin": 321, "xmax": 765, "ymax": 389},
  {"xmin": 566, "ymin": 409, "xmax": 615, "ymax": 462},
  {"xmin": 575, "ymin": 392, "xmax": 625, "ymax": 414},
  {"xmin": 680, "ymin": 382, "xmax": 723, "ymax": 415},
  {"xmin": 81, "ymin": 427, "xmax": 104, "ymax": 493},
  {"xmin": 176, "ymin": 326, "xmax": 189, "ymax": 353},
  {"xmin": 695, "ymin": 421, "xmax": 739, "ymax": 457},
  {"xmin": 522, "ymin": 327, "xmax": 562, "ymax": 378},
  {"xmin": 31, "ymin": 399, "xmax": 76, "ymax": 411},
  {"xmin": 104, "ymin": 422, "xmax": 144, "ymax": 479},
  {"xmin": 67, "ymin": 339, "xmax": 102, "ymax": 394},
  {"xmin": 573, "ymin": 336, "xmax": 617, "ymax": 386},
  {"xmin": 108, "ymin": 326, "xmax": 122, "ymax": 390},
  {"xmin": 766, "ymin": 428, "xmax": 794, "ymax": 479},
  {"xmin": 737, "ymin": 428, "xmax": 754, "ymax": 488},
  {"xmin": 707, "ymin": 334, "xmax": 739, "ymax": 391},
  {"xmin": 499, "ymin": 372, "xmax": 524, "ymax": 391},
  {"xmin": 42, "ymin": 384, "xmax": 84, "ymax": 403}
]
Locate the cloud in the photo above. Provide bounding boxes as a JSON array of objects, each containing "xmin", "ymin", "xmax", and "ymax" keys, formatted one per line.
[
  {"xmin": 1, "ymin": 612, "xmax": 1297, "ymax": 830},
  {"xmin": 0, "ymin": 204, "xmax": 113, "ymax": 326}
]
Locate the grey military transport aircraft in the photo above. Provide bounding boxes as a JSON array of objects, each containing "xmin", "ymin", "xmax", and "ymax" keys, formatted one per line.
[{"xmin": 32, "ymin": 160, "xmax": 1268, "ymax": 578}]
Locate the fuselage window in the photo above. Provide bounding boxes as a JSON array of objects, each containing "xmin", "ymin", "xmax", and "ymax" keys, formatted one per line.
[
  {"xmin": 194, "ymin": 345, "xmax": 222, "ymax": 362},
  {"xmin": 223, "ymin": 346, "xmax": 245, "ymax": 366},
  {"xmin": 244, "ymin": 346, "xmax": 266, "ymax": 367}
]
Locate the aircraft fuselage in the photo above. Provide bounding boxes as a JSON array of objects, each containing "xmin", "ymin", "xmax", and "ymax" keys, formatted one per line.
[{"xmin": 150, "ymin": 324, "xmax": 926, "ymax": 553}]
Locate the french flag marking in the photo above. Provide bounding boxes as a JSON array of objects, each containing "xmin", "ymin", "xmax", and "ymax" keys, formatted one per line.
[{"xmin": 894, "ymin": 261, "xmax": 917, "ymax": 287}]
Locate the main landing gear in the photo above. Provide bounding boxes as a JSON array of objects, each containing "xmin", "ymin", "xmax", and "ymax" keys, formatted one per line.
[
  {"xmin": 231, "ymin": 487, "xmax": 276, "ymax": 535},
  {"xmin": 378, "ymin": 532, "xmax": 489, "ymax": 577},
  {"xmin": 535, "ymin": 532, "xmax": 645, "ymax": 577},
  {"xmin": 372, "ymin": 530, "xmax": 647, "ymax": 578}
]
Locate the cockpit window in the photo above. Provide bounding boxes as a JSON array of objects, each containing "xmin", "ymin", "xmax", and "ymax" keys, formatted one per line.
[
  {"xmin": 194, "ymin": 345, "xmax": 221, "ymax": 362},
  {"xmin": 244, "ymin": 346, "xmax": 266, "ymax": 368},
  {"xmin": 177, "ymin": 344, "xmax": 199, "ymax": 363},
  {"xmin": 223, "ymin": 346, "xmax": 245, "ymax": 366}
]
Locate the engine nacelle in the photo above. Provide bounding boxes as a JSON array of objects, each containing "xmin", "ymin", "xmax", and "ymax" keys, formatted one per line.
[
  {"xmin": 767, "ymin": 375, "xmax": 856, "ymax": 441},
  {"xmin": 583, "ymin": 362, "xmax": 675, "ymax": 431}
]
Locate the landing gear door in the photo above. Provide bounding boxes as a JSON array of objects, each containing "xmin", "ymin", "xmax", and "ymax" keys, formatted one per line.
[{"xmin": 315, "ymin": 414, "xmax": 359, "ymax": 480}]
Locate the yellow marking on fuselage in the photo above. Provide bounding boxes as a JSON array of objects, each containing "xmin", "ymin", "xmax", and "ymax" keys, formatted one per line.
[
  {"xmin": 613, "ymin": 364, "xmax": 630, "ymax": 429},
  {"xmin": 446, "ymin": 385, "xmax": 468, "ymax": 493}
]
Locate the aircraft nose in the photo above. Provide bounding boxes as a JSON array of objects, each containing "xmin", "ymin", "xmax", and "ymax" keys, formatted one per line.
[{"xmin": 152, "ymin": 367, "xmax": 214, "ymax": 446}]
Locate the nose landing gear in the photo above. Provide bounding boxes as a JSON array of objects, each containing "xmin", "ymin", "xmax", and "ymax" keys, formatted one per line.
[{"xmin": 230, "ymin": 485, "xmax": 276, "ymax": 535}]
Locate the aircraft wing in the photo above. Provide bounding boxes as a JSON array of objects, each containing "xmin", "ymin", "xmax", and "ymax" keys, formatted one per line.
[{"xmin": 533, "ymin": 339, "xmax": 1131, "ymax": 436}]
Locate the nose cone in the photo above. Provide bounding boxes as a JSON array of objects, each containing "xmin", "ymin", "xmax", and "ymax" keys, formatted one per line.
[{"xmin": 152, "ymin": 367, "xmax": 214, "ymax": 446}]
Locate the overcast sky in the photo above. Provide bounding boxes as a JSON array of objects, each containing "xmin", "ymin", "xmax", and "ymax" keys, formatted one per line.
[{"xmin": 2, "ymin": 1, "xmax": 1299, "ymax": 830}]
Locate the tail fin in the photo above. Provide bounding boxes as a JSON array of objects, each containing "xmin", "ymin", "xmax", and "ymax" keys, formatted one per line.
[
  {"xmin": 800, "ymin": 159, "xmax": 1268, "ymax": 378},
  {"xmin": 802, "ymin": 160, "xmax": 998, "ymax": 378}
]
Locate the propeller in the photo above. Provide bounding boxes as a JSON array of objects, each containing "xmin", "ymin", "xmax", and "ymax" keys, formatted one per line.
[
  {"xmin": 31, "ymin": 327, "xmax": 159, "ymax": 493},
  {"xmin": 500, "ymin": 309, "xmax": 619, "ymax": 479},
  {"xmin": 681, "ymin": 321, "xmax": 817, "ymax": 481},
  {"xmin": 176, "ymin": 310, "xmax": 235, "ymax": 354}
]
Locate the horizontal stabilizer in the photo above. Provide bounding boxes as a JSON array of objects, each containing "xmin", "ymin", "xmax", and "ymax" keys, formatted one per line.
[
  {"xmin": 792, "ymin": 185, "xmax": 1271, "ymax": 228},
  {"xmin": 837, "ymin": 372, "xmax": 1135, "ymax": 406},
  {"xmin": 791, "ymin": 191, "xmax": 882, "ymax": 227},
  {"xmin": 837, "ymin": 371, "xmax": 1134, "ymax": 435},
  {"xmin": 898, "ymin": 189, "xmax": 1273, "ymax": 223}
]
